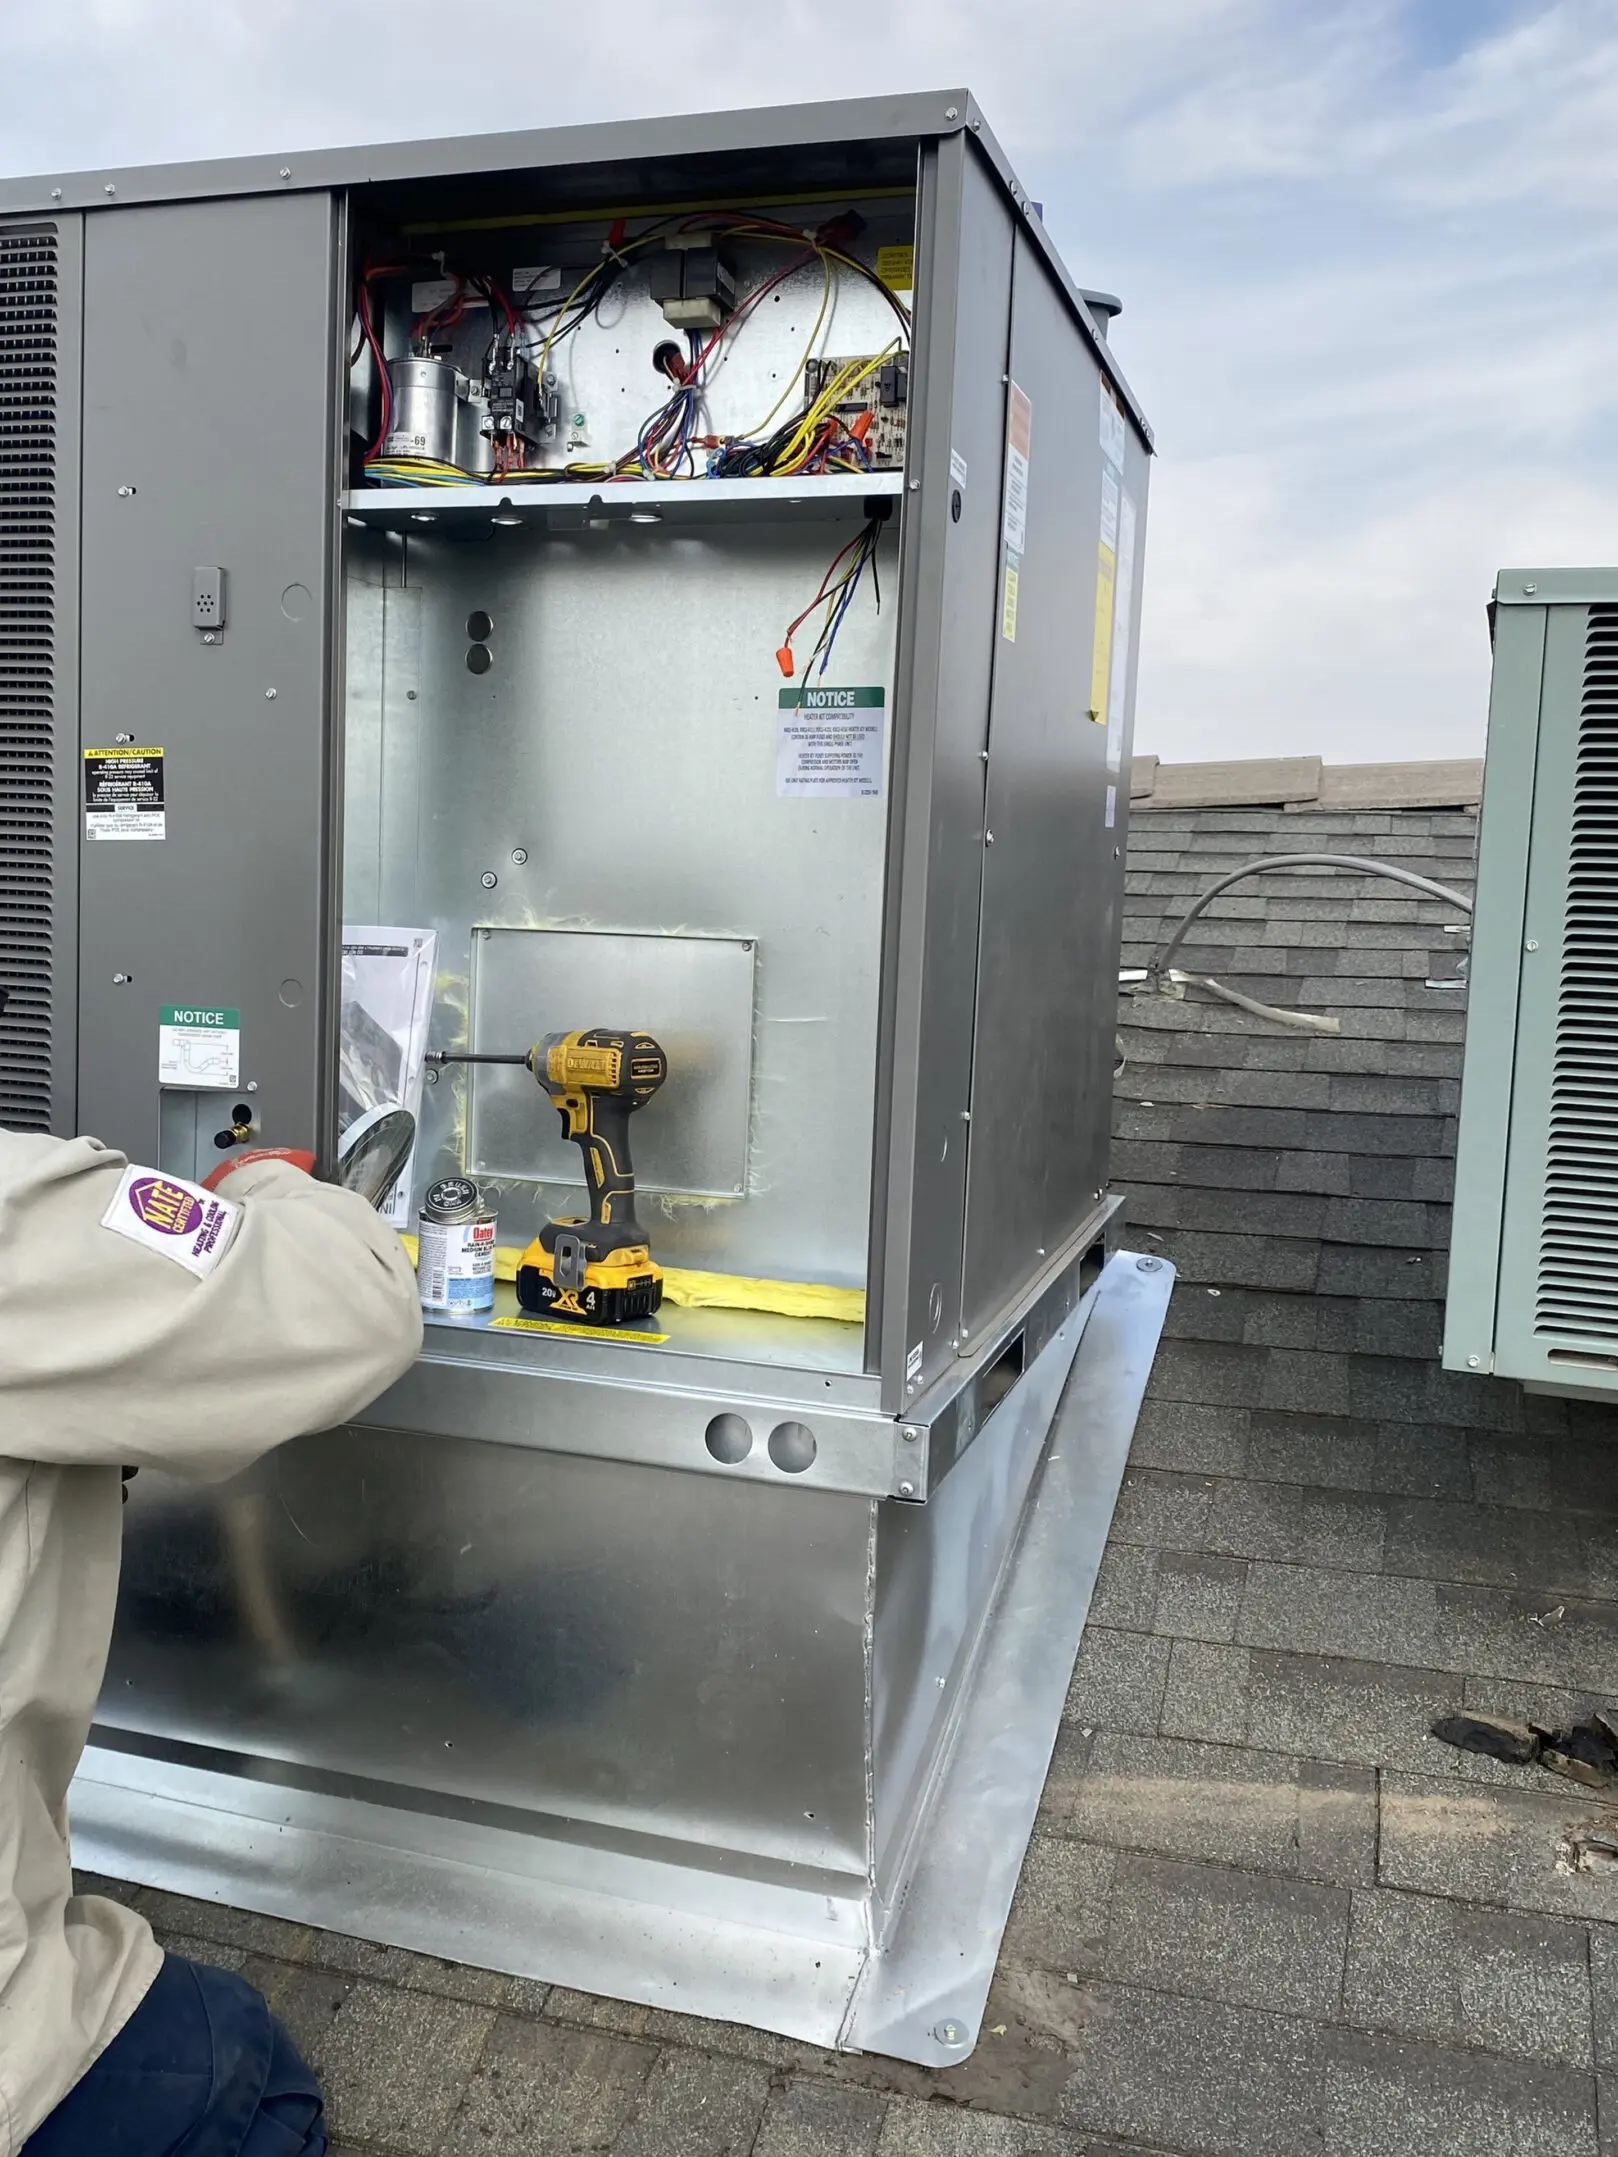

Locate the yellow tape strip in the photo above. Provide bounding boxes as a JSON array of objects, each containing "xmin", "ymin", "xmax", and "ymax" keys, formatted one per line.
[
  {"xmin": 399, "ymin": 1235, "xmax": 865, "ymax": 1325},
  {"xmin": 491, "ymin": 1315, "xmax": 669, "ymax": 1346}
]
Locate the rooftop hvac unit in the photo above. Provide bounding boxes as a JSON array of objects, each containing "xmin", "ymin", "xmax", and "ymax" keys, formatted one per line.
[{"xmin": 1446, "ymin": 570, "xmax": 1618, "ymax": 1394}]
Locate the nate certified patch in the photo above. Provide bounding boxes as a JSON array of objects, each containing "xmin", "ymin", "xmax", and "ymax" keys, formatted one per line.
[{"xmin": 101, "ymin": 1166, "xmax": 241, "ymax": 1278}]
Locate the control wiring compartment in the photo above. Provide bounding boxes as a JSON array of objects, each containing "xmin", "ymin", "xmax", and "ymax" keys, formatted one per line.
[{"xmin": 347, "ymin": 196, "xmax": 915, "ymax": 494}]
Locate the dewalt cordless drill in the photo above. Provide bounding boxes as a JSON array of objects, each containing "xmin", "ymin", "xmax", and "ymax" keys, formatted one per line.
[{"xmin": 427, "ymin": 1028, "xmax": 667, "ymax": 1324}]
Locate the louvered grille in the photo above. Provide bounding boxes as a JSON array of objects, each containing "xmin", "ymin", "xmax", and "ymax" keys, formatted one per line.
[
  {"xmin": 0, "ymin": 225, "xmax": 58, "ymax": 1132},
  {"xmin": 1536, "ymin": 605, "xmax": 1618, "ymax": 1337}
]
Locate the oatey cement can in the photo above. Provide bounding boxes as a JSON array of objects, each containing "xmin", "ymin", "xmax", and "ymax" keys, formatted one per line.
[{"xmin": 418, "ymin": 1176, "xmax": 497, "ymax": 1314}]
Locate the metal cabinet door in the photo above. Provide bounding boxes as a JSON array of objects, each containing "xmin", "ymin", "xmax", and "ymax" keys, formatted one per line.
[
  {"xmin": 959, "ymin": 233, "xmax": 1146, "ymax": 1344},
  {"xmin": 77, "ymin": 192, "xmax": 343, "ymax": 1163}
]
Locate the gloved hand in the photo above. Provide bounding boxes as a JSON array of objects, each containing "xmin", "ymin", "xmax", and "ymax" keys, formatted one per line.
[{"xmin": 202, "ymin": 1147, "xmax": 317, "ymax": 1193}]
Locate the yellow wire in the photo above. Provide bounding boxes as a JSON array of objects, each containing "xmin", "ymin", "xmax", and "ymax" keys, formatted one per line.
[
  {"xmin": 771, "ymin": 343, "xmax": 899, "ymax": 474},
  {"xmin": 732, "ymin": 249, "xmax": 835, "ymax": 441}
]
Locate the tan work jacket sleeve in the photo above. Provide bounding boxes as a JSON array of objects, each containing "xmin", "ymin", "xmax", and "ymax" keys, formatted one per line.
[{"xmin": 0, "ymin": 1135, "xmax": 422, "ymax": 1478}]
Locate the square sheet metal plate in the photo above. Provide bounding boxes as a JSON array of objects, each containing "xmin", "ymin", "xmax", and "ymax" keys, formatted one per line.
[{"xmin": 467, "ymin": 926, "xmax": 756, "ymax": 1196}]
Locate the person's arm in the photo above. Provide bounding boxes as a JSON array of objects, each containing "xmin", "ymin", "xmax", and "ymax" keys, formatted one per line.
[{"xmin": 0, "ymin": 1133, "xmax": 422, "ymax": 1478}]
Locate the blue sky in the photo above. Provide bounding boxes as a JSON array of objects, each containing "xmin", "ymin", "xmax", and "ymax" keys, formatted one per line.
[{"xmin": 3, "ymin": 0, "xmax": 1612, "ymax": 762}]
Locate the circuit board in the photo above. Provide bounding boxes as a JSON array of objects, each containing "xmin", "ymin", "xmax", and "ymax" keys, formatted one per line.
[{"xmin": 801, "ymin": 353, "xmax": 909, "ymax": 470}]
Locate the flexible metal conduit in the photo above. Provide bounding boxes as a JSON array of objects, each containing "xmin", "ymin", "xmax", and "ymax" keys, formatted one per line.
[{"xmin": 1149, "ymin": 853, "xmax": 1475, "ymax": 982}]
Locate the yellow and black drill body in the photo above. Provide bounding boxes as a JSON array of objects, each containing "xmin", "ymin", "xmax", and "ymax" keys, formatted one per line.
[
  {"xmin": 519, "ymin": 1029, "xmax": 667, "ymax": 1324},
  {"xmin": 427, "ymin": 1027, "xmax": 668, "ymax": 1324}
]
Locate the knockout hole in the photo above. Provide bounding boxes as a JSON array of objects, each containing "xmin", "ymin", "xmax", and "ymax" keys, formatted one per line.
[{"xmin": 705, "ymin": 1413, "xmax": 753, "ymax": 1465}]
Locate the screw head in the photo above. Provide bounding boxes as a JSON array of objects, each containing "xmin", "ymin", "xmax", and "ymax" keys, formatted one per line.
[
  {"xmin": 1467, "ymin": 1354, "xmax": 1481, "ymax": 1368},
  {"xmin": 50, "ymin": 187, "xmax": 62, "ymax": 201},
  {"xmin": 1136, "ymin": 1255, "xmax": 1164, "ymax": 1273},
  {"xmin": 898, "ymin": 1481, "xmax": 916, "ymax": 1498},
  {"xmin": 104, "ymin": 182, "xmax": 116, "ymax": 196},
  {"xmin": 902, "ymin": 1425, "xmax": 921, "ymax": 1442},
  {"xmin": 279, "ymin": 165, "xmax": 292, "ymax": 179},
  {"xmin": 510, "ymin": 847, "xmax": 529, "ymax": 865},
  {"xmin": 265, "ymin": 687, "xmax": 277, "ymax": 700},
  {"xmin": 202, "ymin": 631, "xmax": 217, "ymax": 645},
  {"xmin": 933, "ymin": 2018, "xmax": 969, "ymax": 2048},
  {"xmin": 112, "ymin": 972, "xmax": 130, "ymax": 984},
  {"xmin": 1525, "ymin": 939, "xmax": 1539, "ymax": 952},
  {"xmin": 116, "ymin": 484, "xmax": 135, "ymax": 498},
  {"xmin": 985, "ymin": 830, "xmax": 995, "ymax": 844},
  {"xmin": 481, "ymin": 870, "xmax": 499, "ymax": 889},
  {"xmin": 944, "ymin": 104, "xmax": 959, "ymax": 119},
  {"xmin": 246, "ymin": 1080, "xmax": 259, "ymax": 1093},
  {"xmin": 1523, "ymin": 581, "xmax": 1536, "ymax": 594}
]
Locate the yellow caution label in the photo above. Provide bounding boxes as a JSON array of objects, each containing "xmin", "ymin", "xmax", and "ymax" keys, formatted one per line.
[
  {"xmin": 490, "ymin": 1314, "xmax": 669, "ymax": 1346},
  {"xmin": 1089, "ymin": 543, "xmax": 1116, "ymax": 720},
  {"xmin": 875, "ymin": 244, "xmax": 915, "ymax": 293}
]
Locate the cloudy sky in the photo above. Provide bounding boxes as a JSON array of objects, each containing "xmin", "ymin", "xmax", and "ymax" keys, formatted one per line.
[{"xmin": 4, "ymin": 0, "xmax": 1613, "ymax": 763}]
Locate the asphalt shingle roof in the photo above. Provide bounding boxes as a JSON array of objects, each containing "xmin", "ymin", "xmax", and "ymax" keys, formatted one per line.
[{"xmin": 79, "ymin": 799, "xmax": 1618, "ymax": 2157}]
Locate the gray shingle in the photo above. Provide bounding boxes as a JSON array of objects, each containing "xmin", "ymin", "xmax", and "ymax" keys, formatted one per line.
[
  {"xmin": 1002, "ymin": 1838, "xmax": 1117, "ymax": 1971},
  {"xmin": 445, "ymin": 2016, "xmax": 658, "ymax": 2157},
  {"xmin": 1067, "ymin": 1732, "xmax": 1375, "ymax": 1885},
  {"xmin": 1110, "ymin": 1467, "xmax": 1220, "ymax": 1549},
  {"xmin": 1128, "ymin": 1398, "xmax": 1251, "ymax": 1476},
  {"xmin": 612, "ymin": 2048, "xmax": 771, "ymax": 2157},
  {"xmin": 1379, "ymin": 1772, "xmax": 1618, "ymax": 1922},
  {"xmin": 1244, "ymin": 1650, "xmax": 1457, "ymax": 1773},
  {"xmin": 1055, "ymin": 1983, "xmax": 1327, "ymax": 2154},
  {"xmin": 753, "ymin": 2080, "xmax": 889, "ymax": 2157},
  {"xmin": 1343, "ymin": 1888, "xmax": 1593, "ymax": 2065},
  {"xmin": 1236, "ymin": 1563, "xmax": 1443, "ymax": 1667},
  {"xmin": 1320, "ymin": 2029, "xmax": 1599, "ymax": 2156},
  {"xmin": 1063, "ymin": 1628, "xmax": 1172, "ymax": 1735},
  {"xmin": 1150, "ymin": 1552, "xmax": 1248, "ymax": 1642},
  {"xmin": 1160, "ymin": 1639, "xmax": 1252, "ymax": 1742},
  {"xmin": 1097, "ymin": 1854, "xmax": 1350, "ymax": 2019},
  {"xmin": 1206, "ymin": 1481, "xmax": 1387, "ymax": 1570},
  {"xmin": 1244, "ymin": 1412, "xmax": 1470, "ymax": 1498}
]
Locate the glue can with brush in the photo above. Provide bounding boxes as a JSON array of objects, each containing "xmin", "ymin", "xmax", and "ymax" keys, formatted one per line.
[{"xmin": 417, "ymin": 1175, "xmax": 497, "ymax": 1314}]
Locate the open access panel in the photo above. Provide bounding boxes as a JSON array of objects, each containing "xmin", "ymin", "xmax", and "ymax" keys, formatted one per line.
[{"xmin": 1, "ymin": 93, "xmax": 1168, "ymax": 2061}]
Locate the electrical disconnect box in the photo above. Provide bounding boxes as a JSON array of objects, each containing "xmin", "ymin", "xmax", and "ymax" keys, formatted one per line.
[
  {"xmin": 0, "ymin": 93, "xmax": 1157, "ymax": 2061},
  {"xmin": 1446, "ymin": 571, "xmax": 1618, "ymax": 1396}
]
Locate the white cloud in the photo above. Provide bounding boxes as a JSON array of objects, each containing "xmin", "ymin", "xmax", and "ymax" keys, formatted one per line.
[{"xmin": 0, "ymin": 0, "xmax": 1613, "ymax": 764}]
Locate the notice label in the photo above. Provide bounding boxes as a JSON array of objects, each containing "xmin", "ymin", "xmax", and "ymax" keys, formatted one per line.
[
  {"xmin": 1002, "ymin": 382, "xmax": 1032, "ymax": 556},
  {"xmin": 1105, "ymin": 784, "xmax": 1117, "ymax": 830},
  {"xmin": 158, "ymin": 1005, "xmax": 241, "ymax": 1090},
  {"xmin": 1100, "ymin": 380, "xmax": 1128, "ymax": 471},
  {"xmin": 777, "ymin": 686, "xmax": 886, "ymax": 799},
  {"xmin": 949, "ymin": 447, "xmax": 969, "ymax": 493},
  {"xmin": 100, "ymin": 1165, "xmax": 241, "ymax": 1279},
  {"xmin": 1106, "ymin": 490, "xmax": 1139, "ymax": 771},
  {"xmin": 85, "ymin": 747, "xmax": 165, "ymax": 842},
  {"xmin": 876, "ymin": 245, "xmax": 915, "ymax": 293},
  {"xmin": 512, "ymin": 264, "xmax": 562, "ymax": 294}
]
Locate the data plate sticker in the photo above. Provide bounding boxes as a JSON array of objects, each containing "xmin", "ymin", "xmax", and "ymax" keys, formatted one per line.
[
  {"xmin": 85, "ymin": 747, "xmax": 165, "ymax": 842},
  {"xmin": 492, "ymin": 1314, "xmax": 669, "ymax": 1346},
  {"xmin": 159, "ymin": 1005, "xmax": 241, "ymax": 1089},
  {"xmin": 1002, "ymin": 382, "xmax": 1032, "ymax": 555},
  {"xmin": 100, "ymin": 1165, "xmax": 241, "ymax": 1279},
  {"xmin": 777, "ymin": 687, "xmax": 886, "ymax": 798},
  {"xmin": 1100, "ymin": 380, "xmax": 1128, "ymax": 471}
]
